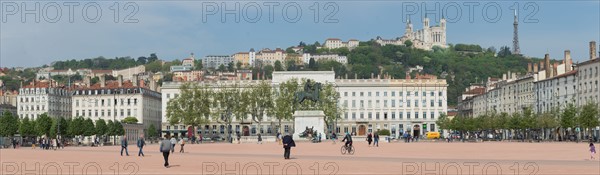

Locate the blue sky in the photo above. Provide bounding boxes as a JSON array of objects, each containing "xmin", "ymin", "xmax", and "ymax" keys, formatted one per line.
[{"xmin": 1, "ymin": 0, "xmax": 599, "ymax": 67}]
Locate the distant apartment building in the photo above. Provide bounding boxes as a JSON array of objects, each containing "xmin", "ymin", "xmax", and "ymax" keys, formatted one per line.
[
  {"xmin": 576, "ymin": 41, "xmax": 599, "ymax": 110},
  {"xmin": 17, "ymin": 81, "xmax": 72, "ymax": 119},
  {"xmin": 171, "ymin": 54, "xmax": 196, "ymax": 72},
  {"xmin": 113, "ymin": 65, "xmax": 146, "ymax": 81},
  {"xmin": 323, "ymin": 38, "xmax": 359, "ymax": 50},
  {"xmin": 232, "ymin": 49, "xmax": 256, "ymax": 67},
  {"xmin": 255, "ymin": 48, "xmax": 286, "ymax": 67},
  {"xmin": 202, "ymin": 55, "xmax": 234, "ymax": 69},
  {"xmin": 71, "ymin": 75, "xmax": 161, "ymax": 131},
  {"xmin": 302, "ymin": 53, "xmax": 348, "ymax": 64}
]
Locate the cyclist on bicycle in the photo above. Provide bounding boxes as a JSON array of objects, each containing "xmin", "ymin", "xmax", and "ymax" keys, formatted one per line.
[{"xmin": 342, "ymin": 132, "xmax": 353, "ymax": 148}]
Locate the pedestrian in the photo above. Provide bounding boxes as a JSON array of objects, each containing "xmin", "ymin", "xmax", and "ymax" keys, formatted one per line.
[
  {"xmin": 374, "ymin": 132, "xmax": 380, "ymax": 147},
  {"xmin": 257, "ymin": 133, "xmax": 262, "ymax": 144},
  {"xmin": 52, "ymin": 138, "xmax": 57, "ymax": 150},
  {"xmin": 170, "ymin": 136, "xmax": 177, "ymax": 153},
  {"xmin": 160, "ymin": 135, "xmax": 172, "ymax": 168},
  {"xmin": 32, "ymin": 138, "xmax": 36, "ymax": 149},
  {"xmin": 367, "ymin": 133, "xmax": 373, "ymax": 146},
  {"xmin": 137, "ymin": 134, "xmax": 146, "ymax": 157},
  {"xmin": 590, "ymin": 142, "xmax": 596, "ymax": 160},
  {"xmin": 318, "ymin": 132, "xmax": 322, "ymax": 142},
  {"xmin": 331, "ymin": 132, "xmax": 337, "ymax": 144},
  {"xmin": 12, "ymin": 138, "xmax": 16, "ymax": 149},
  {"xmin": 282, "ymin": 133, "xmax": 296, "ymax": 159},
  {"xmin": 179, "ymin": 137, "xmax": 185, "ymax": 153},
  {"xmin": 199, "ymin": 134, "xmax": 203, "ymax": 144},
  {"xmin": 237, "ymin": 132, "xmax": 241, "ymax": 144},
  {"xmin": 121, "ymin": 136, "xmax": 129, "ymax": 156}
]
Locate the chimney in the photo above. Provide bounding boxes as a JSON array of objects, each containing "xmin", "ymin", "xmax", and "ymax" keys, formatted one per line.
[
  {"xmin": 544, "ymin": 54, "xmax": 551, "ymax": 77},
  {"xmin": 118, "ymin": 75, "xmax": 123, "ymax": 87},
  {"xmin": 564, "ymin": 50, "xmax": 572, "ymax": 72},
  {"xmin": 345, "ymin": 74, "xmax": 348, "ymax": 79},
  {"xmin": 553, "ymin": 62, "xmax": 558, "ymax": 76},
  {"xmin": 100, "ymin": 75, "xmax": 106, "ymax": 88},
  {"xmin": 590, "ymin": 41, "xmax": 597, "ymax": 60},
  {"xmin": 512, "ymin": 72, "xmax": 516, "ymax": 79},
  {"xmin": 502, "ymin": 73, "xmax": 507, "ymax": 80},
  {"xmin": 133, "ymin": 74, "xmax": 138, "ymax": 87},
  {"xmin": 149, "ymin": 80, "xmax": 156, "ymax": 91},
  {"xmin": 371, "ymin": 73, "xmax": 374, "ymax": 79},
  {"xmin": 527, "ymin": 63, "xmax": 532, "ymax": 73},
  {"xmin": 507, "ymin": 71, "xmax": 512, "ymax": 79},
  {"xmin": 140, "ymin": 79, "xmax": 145, "ymax": 88},
  {"xmin": 533, "ymin": 63, "xmax": 538, "ymax": 72},
  {"xmin": 84, "ymin": 76, "xmax": 91, "ymax": 87},
  {"xmin": 539, "ymin": 61, "xmax": 545, "ymax": 70},
  {"xmin": 354, "ymin": 73, "xmax": 357, "ymax": 79}
]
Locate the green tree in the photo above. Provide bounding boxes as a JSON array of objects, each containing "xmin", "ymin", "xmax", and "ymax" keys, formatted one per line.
[
  {"xmin": 166, "ymin": 83, "xmax": 213, "ymax": 136},
  {"xmin": 147, "ymin": 124, "xmax": 158, "ymax": 139},
  {"xmin": 122, "ymin": 117, "xmax": 139, "ymax": 124},
  {"xmin": 107, "ymin": 120, "xmax": 115, "ymax": 137},
  {"xmin": 270, "ymin": 79, "xmax": 299, "ymax": 133},
  {"xmin": 49, "ymin": 118, "xmax": 58, "ymax": 138},
  {"xmin": 0, "ymin": 111, "xmax": 19, "ymax": 137},
  {"xmin": 69, "ymin": 116, "xmax": 85, "ymax": 137},
  {"xmin": 114, "ymin": 121, "xmax": 125, "ymax": 136},
  {"xmin": 18, "ymin": 116, "xmax": 36, "ymax": 137},
  {"xmin": 83, "ymin": 118, "xmax": 95, "ymax": 137},
  {"xmin": 35, "ymin": 113, "xmax": 53, "ymax": 137},
  {"xmin": 578, "ymin": 101, "xmax": 599, "ymax": 138},
  {"xmin": 308, "ymin": 58, "xmax": 317, "ymax": 70},
  {"xmin": 436, "ymin": 113, "xmax": 451, "ymax": 130},
  {"xmin": 212, "ymin": 83, "xmax": 245, "ymax": 141},
  {"xmin": 236, "ymin": 61, "xmax": 243, "ymax": 69},
  {"xmin": 561, "ymin": 103, "xmax": 578, "ymax": 137},
  {"xmin": 228, "ymin": 62, "xmax": 235, "ymax": 72},
  {"xmin": 319, "ymin": 83, "xmax": 342, "ymax": 133},
  {"xmin": 274, "ymin": 60, "xmax": 284, "ymax": 71},
  {"xmin": 218, "ymin": 64, "xmax": 226, "ymax": 72},
  {"xmin": 95, "ymin": 119, "xmax": 108, "ymax": 140},
  {"xmin": 248, "ymin": 81, "xmax": 274, "ymax": 135}
]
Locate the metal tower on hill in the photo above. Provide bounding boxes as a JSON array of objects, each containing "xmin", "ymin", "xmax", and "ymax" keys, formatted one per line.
[{"xmin": 513, "ymin": 9, "xmax": 521, "ymax": 55}]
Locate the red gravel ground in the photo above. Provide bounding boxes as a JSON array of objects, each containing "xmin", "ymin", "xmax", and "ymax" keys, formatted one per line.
[{"xmin": 1, "ymin": 141, "xmax": 599, "ymax": 175}]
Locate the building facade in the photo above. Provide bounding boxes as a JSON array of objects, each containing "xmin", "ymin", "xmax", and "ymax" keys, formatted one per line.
[
  {"xmin": 323, "ymin": 38, "xmax": 359, "ymax": 50},
  {"xmin": 160, "ymin": 71, "xmax": 448, "ymax": 138},
  {"xmin": 17, "ymin": 81, "xmax": 72, "ymax": 119},
  {"xmin": 70, "ymin": 77, "xmax": 161, "ymax": 131},
  {"xmin": 202, "ymin": 55, "xmax": 234, "ymax": 69},
  {"xmin": 302, "ymin": 53, "xmax": 348, "ymax": 65}
]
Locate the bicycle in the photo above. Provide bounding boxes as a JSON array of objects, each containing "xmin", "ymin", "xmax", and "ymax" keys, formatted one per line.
[{"xmin": 340, "ymin": 144, "xmax": 355, "ymax": 155}]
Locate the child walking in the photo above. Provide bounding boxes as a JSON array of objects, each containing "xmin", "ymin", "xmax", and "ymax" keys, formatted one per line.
[{"xmin": 590, "ymin": 142, "xmax": 596, "ymax": 160}]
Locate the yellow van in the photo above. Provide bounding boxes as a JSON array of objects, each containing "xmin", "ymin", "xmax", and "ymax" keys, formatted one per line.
[{"xmin": 426, "ymin": 132, "xmax": 440, "ymax": 139}]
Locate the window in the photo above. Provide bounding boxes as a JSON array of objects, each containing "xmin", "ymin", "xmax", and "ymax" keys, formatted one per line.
[
  {"xmin": 108, "ymin": 109, "xmax": 111, "ymax": 116},
  {"xmin": 422, "ymin": 100, "xmax": 426, "ymax": 107},
  {"xmin": 430, "ymin": 91, "xmax": 434, "ymax": 96},
  {"xmin": 391, "ymin": 100, "xmax": 395, "ymax": 107},
  {"xmin": 438, "ymin": 100, "xmax": 443, "ymax": 107},
  {"xmin": 407, "ymin": 112, "xmax": 411, "ymax": 119},
  {"xmin": 415, "ymin": 100, "xmax": 418, "ymax": 107},
  {"xmin": 352, "ymin": 112, "xmax": 356, "ymax": 119},
  {"xmin": 422, "ymin": 92, "xmax": 426, "ymax": 96},
  {"xmin": 344, "ymin": 113, "xmax": 348, "ymax": 119},
  {"xmin": 439, "ymin": 91, "xmax": 443, "ymax": 96},
  {"xmin": 88, "ymin": 110, "xmax": 92, "ymax": 117},
  {"xmin": 430, "ymin": 124, "xmax": 436, "ymax": 132},
  {"xmin": 360, "ymin": 112, "xmax": 364, "ymax": 119},
  {"xmin": 101, "ymin": 110, "xmax": 105, "ymax": 116},
  {"xmin": 415, "ymin": 91, "xmax": 418, "ymax": 96},
  {"xmin": 391, "ymin": 112, "xmax": 396, "ymax": 119},
  {"xmin": 376, "ymin": 92, "xmax": 380, "ymax": 96},
  {"xmin": 76, "ymin": 110, "xmax": 79, "ymax": 116},
  {"xmin": 415, "ymin": 112, "xmax": 419, "ymax": 119},
  {"xmin": 431, "ymin": 112, "xmax": 435, "ymax": 119},
  {"xmin": 352, "ymin": 92, "xmax": 356, "ymax": 96},
  {"xmin": 120, "ymin": 109, "xmax": 124, "ymax": 117},
  {"xmin": 392, "ymin": 91, "xmax": 395, "ymax": 96},
  {"xmin": 360, "ymin": 100, "xmax": 364, "ymax": 108},
  {"xmin": 422, "ymin": 112, "xmax": 426, "ymax": 119},
  {"xmin": 360, "ymin": 92, "xmax": 363, "ymax": 96},
  {"xmin": 400, "ymin": 91, "xmax": 404, "ymax": 96},
  {"xmin": 430, "ymin": 100, "xmax": 434, "ymax": 107},
  {"xmin": 407, "ymin": 100, "xmax": 411, "ymax": 107},
  {"xmin": 376, "ymin": 112, "xmax": 380, "ymax": 120},
  {"xmin": 127, "ymin": 109, "xmax": 131, "ymax": 116},
  {"xmin": 344, "ymin": 92, "xmax": 348, "ymax": 96},
  {"xmin": 284, "ymin": 125, "xmax": 290, "ymax": 133},
  {"xmin": 368, "ymin": 92, "xmax": 372, "ymax": 96},
  {"xmin": 368, "ymin": 112, "xmax": 372, "ymax": 119},
  {"xmin": 352, "ymin": 100, "xmax": 356, "ymax": 108}
]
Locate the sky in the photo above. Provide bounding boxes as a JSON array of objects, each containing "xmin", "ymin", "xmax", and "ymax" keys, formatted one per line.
[{"xmin": 1, "ymin": 0, "xmax": 599, "ymax": 67}]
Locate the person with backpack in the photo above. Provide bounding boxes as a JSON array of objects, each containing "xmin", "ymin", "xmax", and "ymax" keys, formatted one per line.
[{"xmin": 137, "ymin": 135, "xmax": 146, "ymax": 157}]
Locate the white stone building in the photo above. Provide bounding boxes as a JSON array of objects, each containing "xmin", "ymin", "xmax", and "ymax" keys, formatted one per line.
[
  {"xmin": 202, "ymin": 55, "xmax": 234, "ymax": 69},
  {"xmin": 302, "ymin": 53, "xmax": 348, "ymax": 64},
  {"xmin": 375, "ymin": 17, "xmax": 448, "ymax": 51},
  {"xmin": 160, "ymin": 71, "xmax": 447, "ymax": 138},
  {"xmin": 17, "ymin": 81, "xmax": 72, "ymax": 119},
  {"xmin": 323, "ymin": 38, "xmax": 359, "ymax": 50},
  {"xmin": 576, "ymin": 41, "xmax": 599, "ymax": 109},
  {"xmin": 70, "ymin": 76, "xmax": 161, "ymax": 131}
]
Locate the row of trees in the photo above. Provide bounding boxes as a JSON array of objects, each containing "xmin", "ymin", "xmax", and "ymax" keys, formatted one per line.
[
  {"xmin": 0, "ymin": 112, "xmax": 159, "ymax": 143},
  {"xmin": 437, "ymin": 102, "xmax": 600, "ymax": 141},
  {"xmin": 166, "ymin": 79, "xmax": 342, "ymax": 142}
]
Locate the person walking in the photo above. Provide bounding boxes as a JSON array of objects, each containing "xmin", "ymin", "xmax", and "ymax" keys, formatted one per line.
[
  {"xmin": 52, "ymin": 138, "xmax": 57, "ymax": 150},
  {"xmin": 137, "ymin": 135, "xmax": 146, "ymax": 157},
  {"xmin": 257, "ymin": 134, "xmax": 262, "ymax": 144},
  {"xmin": 282, "ymin": 133, "xmax": 296, "ymax": 159},
  {"xmin": 12, "ymin": 138, "xmax": 17, "ymax": 149},
  {"xmin": 121, "ymin": 136, "xmax": 129, "ymax": 156},
  {"xmin": 367, "ymin": 133, "xmax": 373, "ymax": 146},
  {"xmin": 590, "ymin": 142, "xmax": 596, "ymax": 160},
  {"xmin": 236, "ymin": 132, "xmax": 241, "ymax": 144},
  {"xmin": 374, "ymin": 132, "xmax": 380, "ymax": 147},
  {"xmin": 331, "ymin": 132, "xmax": 337, "ymax": 144},
  {"xmin": 179, "ymin": 137, "xmax": 185, "ymax": 153},
  {"xmin": 160, "ymin": 135, "xmax": 173, "ymax": 168},
  {"xmin": 170, "ymin": 136, "xmax": 177, "ymax": 153}
]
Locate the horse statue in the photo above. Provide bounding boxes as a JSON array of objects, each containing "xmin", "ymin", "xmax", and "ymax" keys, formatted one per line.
[
  {"xmin": 295, "ymin": 80, "xmax": 322, "ymax": 104},
  {"xmin": 299, "ymin": 126, "xmax": 314, "ymax": 138}
]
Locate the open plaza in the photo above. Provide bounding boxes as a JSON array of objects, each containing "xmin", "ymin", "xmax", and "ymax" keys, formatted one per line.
[{"xmin": 1, "ymin": 141, "xmax": 599, "ymax": 175}]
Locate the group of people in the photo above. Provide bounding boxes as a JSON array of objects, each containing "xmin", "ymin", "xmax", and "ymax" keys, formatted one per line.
[
  {"xmin": 366, "ymin": 132, "xmax": 380, "ymax": 147},
  {"xmin": 36, "ymin": 137, "xmax": 62, "ymax": 150}
]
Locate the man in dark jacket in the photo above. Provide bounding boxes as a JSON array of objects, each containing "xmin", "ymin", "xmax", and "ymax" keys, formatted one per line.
[
  {"xmin": 282, "ymin": 133, "xmax": 296, "ymax": 159},
  {"xmin": 137, "ymin": 135, "xmax": 146, "ymax": 157},
  {"xmin": 160, "ymin": 135, "xmax": 173, "ymax": 168},
  {"xmin": 121, "ymin": 136, "xmax": 129, "ymax": 156}
]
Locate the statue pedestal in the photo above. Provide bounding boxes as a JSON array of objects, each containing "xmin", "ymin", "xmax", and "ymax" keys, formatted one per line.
[{"xmin": 293, "ymin": 110, "xmax": 326, "ymax": 140}]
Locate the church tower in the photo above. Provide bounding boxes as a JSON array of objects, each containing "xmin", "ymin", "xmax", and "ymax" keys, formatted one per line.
[
  {"xmin": 405, "ymin": 18, "xmax": 413, "ymax": 38},
  {"xmin": 423, "ymin": 16, "xmax": 430, "ymax": 43}
]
